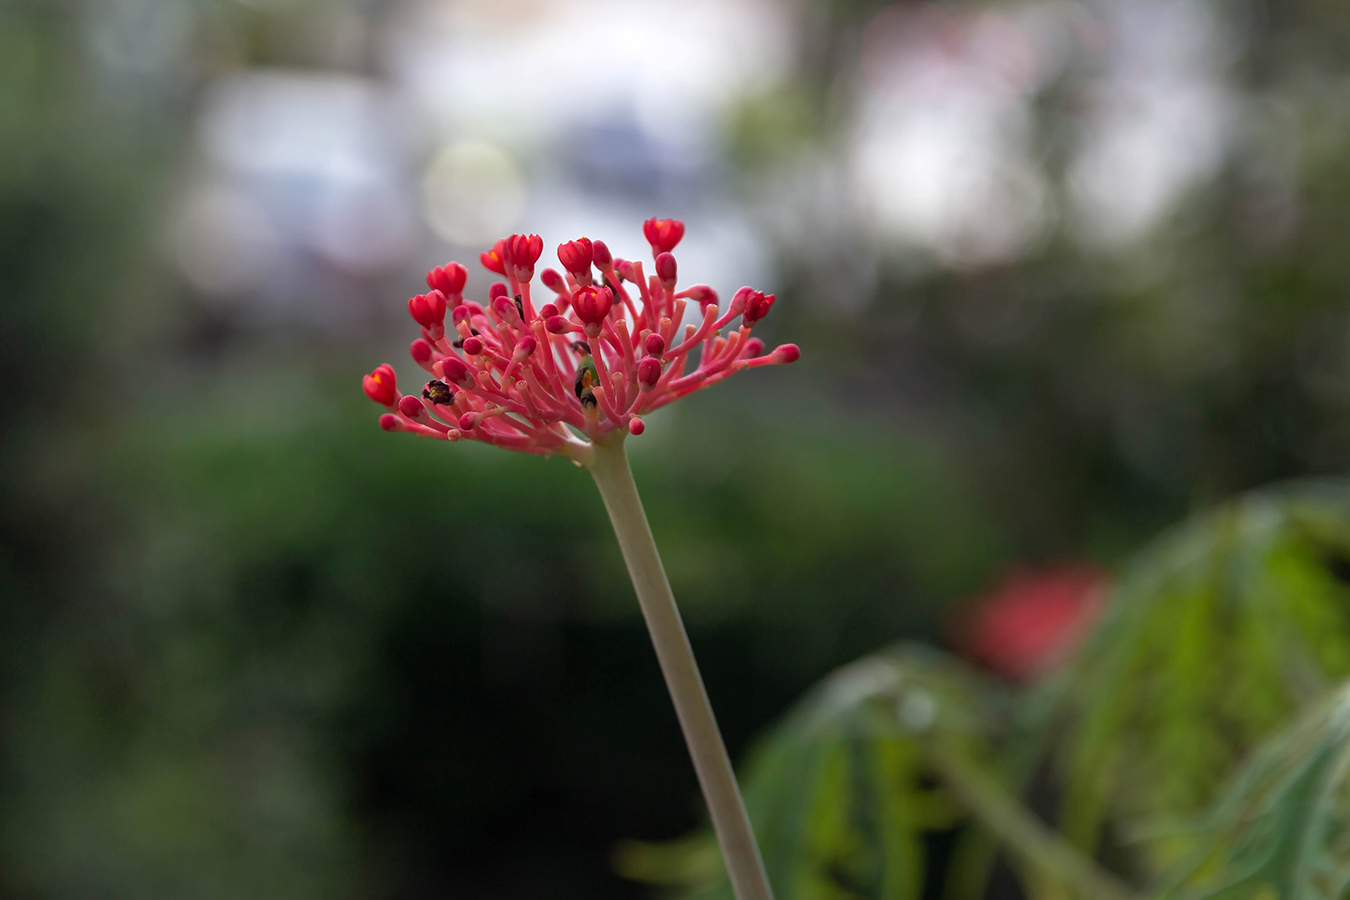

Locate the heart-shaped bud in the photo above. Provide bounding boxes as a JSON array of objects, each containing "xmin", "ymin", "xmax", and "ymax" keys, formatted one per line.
[
  {"xmin": 541, "ymin": 268, "xmax": 567, "ymax": 293},
  {"xmin": 363, "ymin": 364, "xmax": 398, "ymax": 406},
  {"xmin": 462, "ymin": 336, "xmax": 484, "ymax": 355},
  {"xmin": 742, "ymin": 290, "xmax": 775, "ymax": 327},
  {"xmin": 571, "ymin": 286, "xmax": 614, "ymax": 338},
  {"xmin": 480, "ymin": 239, "xmax": 508, "ymax": 276},
  {"xmin": 508, "ymin": 233, "xmax": 544, "ymax": 278},
  {"xmin": 557, "ymin": 237, "xmax": 593, "ymax": 278},
  {"xmin": 426, "ymin": 262, "xmax": 467, "ymax": 299},
  {"xmin": 545, "ymin": 316, "xmax": 572, "ymax": 335},
  {"xmin": 408, "ymin": 290, "xmax": 447, "ymax": 329},
  {"xmin": 655, "ymin": 252, "xmax": 677, "ymax": 290},
  {"xmin": 637, "ymin": 356, "xmax": 662, "ymax": 390},
  {"xmin": 441, "ymin": 356, "xmax": 477, "ymax": 389},
  {"xmin": 644, "ymin": 333, "xmax": 665, "ymax": 358},
  {"xmin": 591, "ymin": 240, "xmax": 613, "ymax": 269},
  {"xmin": 642, "ymin": 217, "xmax": 685, "ymax": 254}
]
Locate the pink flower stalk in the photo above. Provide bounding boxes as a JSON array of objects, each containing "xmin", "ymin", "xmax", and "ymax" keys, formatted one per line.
[{"xmin": 363, "ymin": 220, "xmax": 799, "ymax": 461}]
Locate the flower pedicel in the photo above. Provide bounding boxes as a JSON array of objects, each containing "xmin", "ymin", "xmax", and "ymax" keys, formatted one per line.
[{"xmin": 362, "ymin": 219, "xmax": 796, "ymax": 900}]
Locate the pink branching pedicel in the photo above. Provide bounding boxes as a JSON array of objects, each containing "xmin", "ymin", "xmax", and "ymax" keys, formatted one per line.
[{"xmin": 362, "ymin": 218, "xmax": 799, "ymax": 459}]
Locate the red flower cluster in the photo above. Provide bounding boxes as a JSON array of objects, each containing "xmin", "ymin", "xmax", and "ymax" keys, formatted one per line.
[{"xmin": 362, "ymin": 218, "xmax": 799, "ymax": 459}]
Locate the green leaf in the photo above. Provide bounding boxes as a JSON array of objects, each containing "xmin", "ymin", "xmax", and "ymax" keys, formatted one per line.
[
  {"xmin": 1052, "ymin": 481, "xmax": 1350, "ymax": 873},
  {"xmin": 617, "ymin": 645, "xmax": 1006, "ymax": 900},
  {"xmin": 1154, "ymin": 678, "xmax": 1350, "ymax": 900}
]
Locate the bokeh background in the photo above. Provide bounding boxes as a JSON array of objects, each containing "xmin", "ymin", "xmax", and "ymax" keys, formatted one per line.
[{"xmin": 3, "ymin": 0, "xmax": 1349, "ymax": 897}]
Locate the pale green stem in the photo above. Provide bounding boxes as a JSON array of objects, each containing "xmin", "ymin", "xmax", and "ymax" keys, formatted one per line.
[
  {"xmin": 926, "ymin": 736, "xmax": 1134, "ymax": 900},
  {"xmin": 586, "ymin": 437, "xmax": 774, "ymax": 900}
]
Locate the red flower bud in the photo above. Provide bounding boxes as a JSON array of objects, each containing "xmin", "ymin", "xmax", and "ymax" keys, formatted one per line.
[
  {"xmin": 615, "ymin": 259, "xmax": 638, "ymax": 283},
  {"xmin": 398, "ymin": 395, "xmax": 425, "ymax": 419},
  {"xmin": 655, "ymin": 252, "xmax": 677, "ymax": 289},
  {"xmin": 489, "ymin": 282, "xmax": 508, "ymax": 300},
  {"xmin": 407, "ymin": 290, "xmax": 448, "ymax": 329},
  {"xmin": 379, "ymin": 413, "xmax": 402, "ymax": 431},
  {"xmin": 742, "ymin": 290, "xmax": 775, "ymax": 327},
  {"xmin": 571, "ymin": 286, "xmax": 614, "ymax": 337},
  {"xmin": 362, "ymin": 364, "xmax": 398, "ymax": 406},
  {"xmin": 426, "ymin": 262, "xmax": 467, "ymax": 298},
  {"xmin": 545, "ymin": 315, "xmax": 573, "ymax": 334},
  {"xmin": 742, "ymin": 337, "xmax": 765, "ymax": 358},
  {"xmin": 644, "ymin": 333, "xmax": 665, "ymax": 357},
  {"xmin": 637, "ymin": 356, "xmax": 662, "ymax": 390},
  {"xmin": 452, "ymin": 305, "xmax": 473, "ymax": 327},
  {"xmin": 642, "ymin": 217, "xmax": 685, "ymax": 254},
  {"xmin": 539, "ymin": 303, "xmax": 559, "ymax": 319},
  {"xmin": 462, "ymin": 336, "xmax": 484, "ymax": 355},
  {"xmin": 410, "ymin": 338, "xmax": 435, "ymax": 365},
  {"xmin": 770, "ymin": 343, "xmax": 800, "ymax": 363},
  {"xmin": 591, "ymin": 239, "xmax": 613, "ymax": 269},
  {"xmin": 628, "ymin": 416, "xmax": 645, "ymax": 435},
  {"xmin": 557, "ymin": 237, "xmax": 593, "ymax": 277},
  {"xmin": 441, "ymin": 356, "xmax": 477, "ymax": 389},
  {"xmin": 541, "ymin": 268, "xmax": 567, "ymax": 293},
  {"xmin": 514, "ymin": 335, "xmax": 537, "ymax": 359},
  {"xmin": 458, "ymin": 412, "xmax": 478, "ymax": 430}
]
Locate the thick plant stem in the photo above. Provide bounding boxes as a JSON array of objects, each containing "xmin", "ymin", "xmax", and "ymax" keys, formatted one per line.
[{"xmin": 587, "ymin": 438, "xmax": 774, "ymax": 900}]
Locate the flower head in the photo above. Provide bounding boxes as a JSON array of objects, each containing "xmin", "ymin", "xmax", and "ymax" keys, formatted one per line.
[{"xmin": 363, "ymin": 219, "xmax": 799, "ymax": 461}]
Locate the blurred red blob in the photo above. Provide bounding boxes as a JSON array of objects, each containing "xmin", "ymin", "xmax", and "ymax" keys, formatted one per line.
[{"xmin": 954, "ymin": 564, "xmax": 1108, "ymax": 682}]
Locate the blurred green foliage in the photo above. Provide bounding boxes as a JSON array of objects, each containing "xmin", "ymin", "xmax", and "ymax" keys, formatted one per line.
[{"xmin": 635, "ymin": 481, "xmax": 1350, "ymax": 900}]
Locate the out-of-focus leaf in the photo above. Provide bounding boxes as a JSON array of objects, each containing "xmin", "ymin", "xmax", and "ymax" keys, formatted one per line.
[
  {"xmin": 1154, "ymin": 678, "xmax": 1350, "ymax": 900},
  {"xmin": 617, "ymin": 644, "xmax": 1006, "ymax": 900},
  {"xmin": 1053, "ymin": 481, "xmax": 1350, "ymax": 872}
]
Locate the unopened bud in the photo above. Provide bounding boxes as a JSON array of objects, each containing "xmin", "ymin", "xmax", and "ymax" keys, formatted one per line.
[
  {"xmin": 441, "ymin": 356, "xmax": 477, "ymax": 389},
  {"xmin": 743, "ymin": 337, "xmax": 765, "ymax": 358},
  {"xmin": 462, "ymin": 336, "xmax": 484, "ymax": 355},
  {"xmin": 540, "ymin": 303, "xmax": 559, "ymax": 319},
  {"xmin": 545, "ymin": 316, "xmax": 572, "ymax": 335},
  {"xmin": 541, "ymin": 268, "xmax": 566, "ymax": 293},
  {"xmin": 398, "ymin": 395, "xmax": 425, "ymax": 420},
  {"xmin": 489, "ymin": 282, "xmax": 508, "ymax": 300},
  {"xmin": 410, "ymin": 338, "xmax": 435, "ymax": 365},
  {"xmin": 742, "ymin": 290, "xmax": 776, "ymax": 327},
  {"xmin": 655, "ymin": 252, "xmax": 677, "ymax": 290},
  {"xmin": 629, "ymin": 416, "xmax": 645, "ymax": 435},
  {"xmin": 644, "ymin": 333, "xmax": 665, "ymax": 358},
  {"xmin": 514, "ymin": 335, "xmax": 537, "ymax": 360},
  {"xmin": 637, "ymin": 357, "xmax": 662, "ymax": 390},
  {"xmin": 591, "ymin": 239, "xmax": 613, "ymax": 269},
  {"xmin": 379, "ymin": 413, "xmax": 402, "ymax": 432},
  {"xmin": 771, "ymin": 343, "xmax": 800, "ymax": 363}
]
